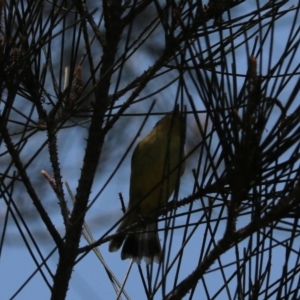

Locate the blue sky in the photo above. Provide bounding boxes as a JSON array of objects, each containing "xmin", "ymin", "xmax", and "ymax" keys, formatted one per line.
[{"xmin": 1, "ymin": 1, "xmax": 300, "ymax": 299}]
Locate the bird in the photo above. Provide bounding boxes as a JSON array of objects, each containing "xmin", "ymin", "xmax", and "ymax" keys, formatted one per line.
[{"xmin": 108, "ymin": 105, "xmax": 186, "ymax": 264}]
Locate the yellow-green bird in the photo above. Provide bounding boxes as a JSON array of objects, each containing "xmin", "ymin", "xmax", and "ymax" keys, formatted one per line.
[{"xmin": 109, "ymin": 105, "xmax": 186, "ymax": 264}]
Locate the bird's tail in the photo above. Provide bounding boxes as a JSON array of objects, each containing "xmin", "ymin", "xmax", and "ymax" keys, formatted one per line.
[
  {"xmin": 108, "ymin": 231, "xmax": 126, "ymax": 253},
  {"xmin": 121, "ymin": 223, "xmax": 162, "ymax": 264}
]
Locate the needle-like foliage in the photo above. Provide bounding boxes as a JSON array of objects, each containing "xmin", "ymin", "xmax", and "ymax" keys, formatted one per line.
[{"xmin": 1, "ymin": 0, "xmax": 300, "ymax": 299}]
